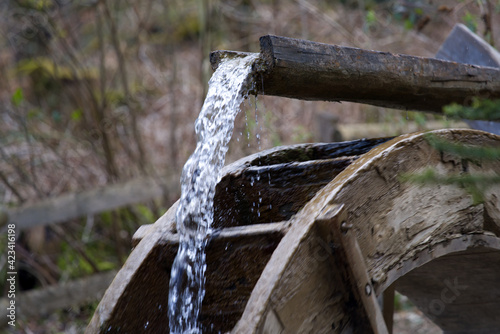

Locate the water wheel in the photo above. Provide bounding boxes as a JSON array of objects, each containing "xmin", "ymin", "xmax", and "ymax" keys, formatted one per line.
[{"xmin": 86, "ymin": 129, "xmax": 500, "ymax": 333}]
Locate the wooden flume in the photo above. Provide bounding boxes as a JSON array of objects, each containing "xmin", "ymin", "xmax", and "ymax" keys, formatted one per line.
[{"xmin": 211, "ymin": 35, "xmax": 500, "ymax": 115}]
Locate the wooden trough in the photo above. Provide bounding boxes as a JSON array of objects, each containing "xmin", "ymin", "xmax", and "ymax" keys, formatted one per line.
[
  {"xmin": 87, "ymin": 27, "xmax": 500, "ymax": 333},
  {"xmin": 211, "ymin": 34, "xmax": 500, "ymax": 115}
]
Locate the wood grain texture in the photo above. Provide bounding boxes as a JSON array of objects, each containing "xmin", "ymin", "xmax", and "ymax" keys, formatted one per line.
[
  {"xmin": 325, "ymin": 210, "xmax": 389, "ymax": 334},
  {"xmin": 310, "ymin": 130, "xmax": 500, "ymax": 286},
  {"xmin": 257, "ymin": 35, "xmax": 500, "ymax": 113},
  {"xmin": 211, "ymin": 35, "xmax": 500, "ymax": 115},
  {"xmin": 236, "ymin": 129, "xmax": 500, "ymax": 334}
]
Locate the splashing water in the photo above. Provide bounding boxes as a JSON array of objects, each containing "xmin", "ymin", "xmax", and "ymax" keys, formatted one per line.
[{"xmin": 168, "ymin": 54, "xmax": 258, "ymax": 334}]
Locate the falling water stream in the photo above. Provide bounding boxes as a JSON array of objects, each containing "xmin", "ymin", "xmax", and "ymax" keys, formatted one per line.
[{"xmin": 168, "ymin": 54, "xmax": 258, "ymax": 333}]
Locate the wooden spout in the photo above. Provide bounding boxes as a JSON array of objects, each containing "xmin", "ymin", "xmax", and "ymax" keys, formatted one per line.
[
  {"xmin": 210, "ymin": 35, "xmax": 500, "ymax": 116},
  {"xmin": 209, "ymin": 50, "xmax": 257, "ymax": 71}
]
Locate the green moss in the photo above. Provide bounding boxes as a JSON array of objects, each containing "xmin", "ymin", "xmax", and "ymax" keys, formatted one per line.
[{"xmin": 444, "ymin": 98, "xmax": 500, "ymax": 121}]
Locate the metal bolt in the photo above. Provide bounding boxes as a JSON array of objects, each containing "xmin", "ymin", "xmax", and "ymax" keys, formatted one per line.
[
  {"xmin": 365, "ymin": 283, "xmax": 372, "ymax": 296},
  {"xmin": 340, "ymin": 221, "xmax": 353, "ymax": 234}
]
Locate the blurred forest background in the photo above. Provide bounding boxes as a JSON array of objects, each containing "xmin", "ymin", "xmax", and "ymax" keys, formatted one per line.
[{"xmin": 0, "ymin": 0, "xmax": 499, "ymax": 332}]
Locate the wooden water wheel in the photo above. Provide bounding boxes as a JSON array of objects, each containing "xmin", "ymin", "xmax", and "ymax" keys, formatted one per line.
[
  {"xmin": 86, "ymin": 129, "xmax": 500, "ymax": 333},
  {"xmin": 87, "ymin": 25, "xmax": 500, "ymax": 333}
]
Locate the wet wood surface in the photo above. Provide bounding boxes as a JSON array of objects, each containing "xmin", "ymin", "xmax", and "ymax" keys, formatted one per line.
[
  {"xmin": 88, "ymin": 208, "xmax": 287, "ymax": 334},
  {"xmin": 211, "ymin": 35, "xmax": 500, "ymax": 115},
  {"xmin": 258, "ymin": 35, "xmax": 500, "ymax": 113},
  {"xmin": 89, "ymin": 139, "xmax": 390, "ymax": 334},
  {"xmin": 214, "ymin": 137, "xmax": 392, "ymax": 228}
]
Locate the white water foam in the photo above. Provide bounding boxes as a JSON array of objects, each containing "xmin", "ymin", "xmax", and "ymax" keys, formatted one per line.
[{"xmin": 168, "ymin": 54, "xmax": 258, "ymax": 334}]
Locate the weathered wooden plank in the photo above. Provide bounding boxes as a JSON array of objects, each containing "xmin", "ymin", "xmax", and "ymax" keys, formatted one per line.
[
  {"xmin": 3, "ymin": 175, "xmax": 178, "ymax": 231},
  {"xmin": 214, "ymin": 137, "xmax": 392, "ymax": 229},
  {"xmin": 211, "ymin": 36, "xmax": 500, "ymax": 115},
  {"xmin": 233, "ymin": 204, "xmax": 355, "ymax": 333},
  {"xmin": 0, "ymin": 270, "xmax": 117, "ymax": 327},
  {"xmin": 133, "ymin": 221, "xmax": 290, "ymax": 247},
  {"xmin": 319, "ymin": 205, "xmax": 389, "ymax": 334},
  {"xmin": 377, "ymin": 234, "xmax": 500, "ymax": 296},
  {"xmin": 257, "ymin": 35, "xmax": 500, "ymax": 113},
  {"xmin": 88, "ymin": 214, "xmax": 287, "ymax": 333}
]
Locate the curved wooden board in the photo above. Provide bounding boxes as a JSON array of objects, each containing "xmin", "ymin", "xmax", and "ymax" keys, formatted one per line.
[
  {"xmin": 85, "ymin": 202, "xmax": 178, "ymax": 333},
  {"xmin": 235, "ymin": 129, "xmax": 500, "ymax": 333}
]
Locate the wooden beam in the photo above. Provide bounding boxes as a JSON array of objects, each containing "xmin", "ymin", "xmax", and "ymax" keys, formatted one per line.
[
  {"xmin": 2, "ymin": 175, "xmax": 178, "ymax": 232},
  {"xmin": 377, "ymin": 234, "xmax": 500, "ymax": 296},
  {"xmin": 211, "ymin": 36, "xmax": 500, "ymax": 115},
  {"xmin": 234, "ymin": 204, "xmax": 352, "ymax": 333},
  {"xmin": 382, "ymin": 284, "xmax": 395, "ymax": 334},
  {"xmin": 0, "ymin": 270, "xmax": 117, "ymax": 327},
  {"xmin": 318, "ymin": 204, "xmax": 389, "ymax": 334},
  {"xmin": 258, "ymin": 35, "xmax": 500, "ymax": 114},
  {"xmin": 132, "ymin": 221, "xmax": 290, "ymax": 247}
]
